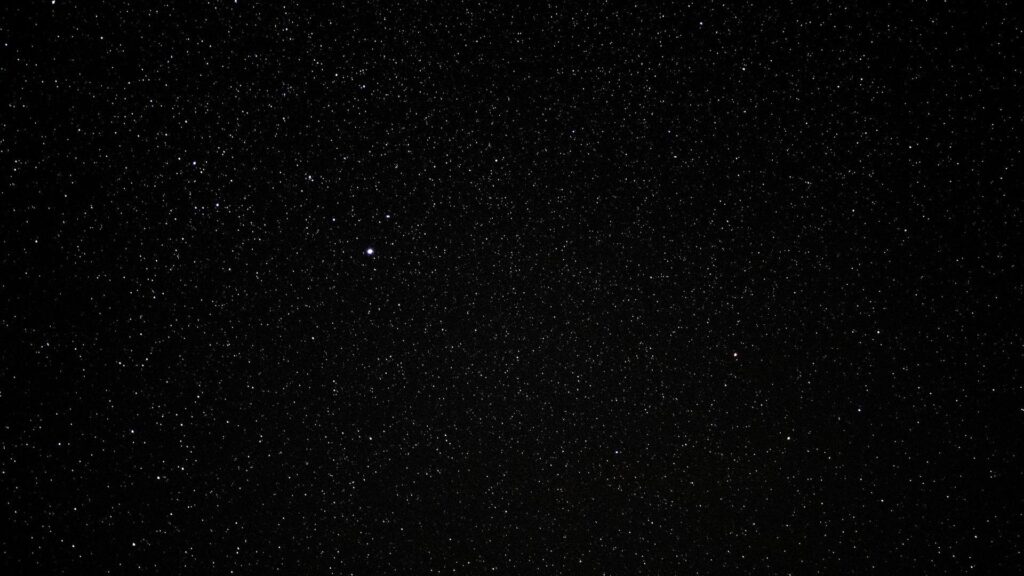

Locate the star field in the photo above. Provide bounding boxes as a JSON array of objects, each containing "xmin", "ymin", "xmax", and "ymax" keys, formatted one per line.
[{"xmin": 2, "ymin": 2, "xmax": 1022, "ymax": 574}]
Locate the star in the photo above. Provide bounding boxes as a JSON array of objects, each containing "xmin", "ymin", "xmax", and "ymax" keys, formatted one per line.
[{"xmin": 365, "ymin": 247, "xmax": 374, "ymax": 256}]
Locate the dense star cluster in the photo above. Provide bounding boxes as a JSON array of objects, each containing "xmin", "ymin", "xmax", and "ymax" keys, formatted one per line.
[{"xmin": 2, "ymin": 2, "xmax": 1021, "ymax": 574}]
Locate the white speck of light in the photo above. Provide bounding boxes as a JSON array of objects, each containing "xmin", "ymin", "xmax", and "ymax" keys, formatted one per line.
[{"xmin": 365, "ymin": 247, "xmax": 374, "ymax": 256}]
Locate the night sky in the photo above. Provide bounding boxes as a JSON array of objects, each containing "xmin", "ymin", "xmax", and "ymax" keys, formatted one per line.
[{"xmin": 2, "ymin": 2, "xmax": 1022, "ymax": 574}]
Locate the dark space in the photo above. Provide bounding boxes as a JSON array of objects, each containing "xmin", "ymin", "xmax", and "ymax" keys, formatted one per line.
[{"xmin": 1, "ymin": 2, "xmax": 1021, "ymax": 574}]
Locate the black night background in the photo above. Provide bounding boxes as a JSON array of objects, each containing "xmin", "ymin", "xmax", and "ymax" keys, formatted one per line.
[{"xmin": 1, "ymin": 2, "xmax": 1021, "ymax": 574}]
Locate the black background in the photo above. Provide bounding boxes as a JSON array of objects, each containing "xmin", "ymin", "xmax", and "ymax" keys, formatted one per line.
[{"xmin": 2, "ymin": 1, "xmax": 1021, "ymax": 573}]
